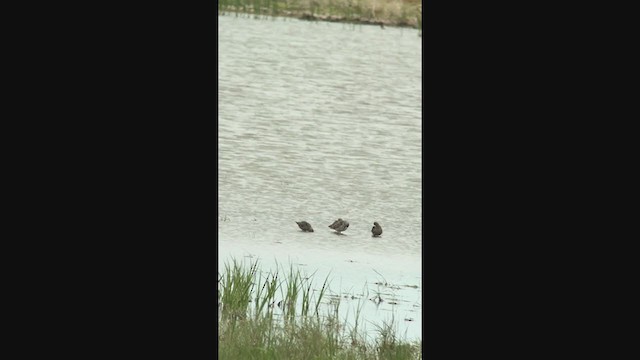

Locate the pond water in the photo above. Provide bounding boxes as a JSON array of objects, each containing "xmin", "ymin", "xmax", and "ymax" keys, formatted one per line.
[{"xmin": 218, "ymin": 14, "xmax": 422, "ymax": 341}]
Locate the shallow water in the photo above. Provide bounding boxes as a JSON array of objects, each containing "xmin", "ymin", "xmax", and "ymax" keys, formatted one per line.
[{"xmin": 218, "ymin": 14, "xmax": 422, "ymax": 341}]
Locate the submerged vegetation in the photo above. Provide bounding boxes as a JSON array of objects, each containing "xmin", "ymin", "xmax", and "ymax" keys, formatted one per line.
[
  {"xmin": 218, "ymin": 258, "xmax": 422, "ymax": 359},
  {"xmin": 218, "ymin": 0, "xmax": 422, "ymax": 30}
]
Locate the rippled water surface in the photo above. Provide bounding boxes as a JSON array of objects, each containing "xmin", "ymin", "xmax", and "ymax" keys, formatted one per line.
[{"xmin": 218, "ymin": 15, "xmax": 422, "ymax": 340}]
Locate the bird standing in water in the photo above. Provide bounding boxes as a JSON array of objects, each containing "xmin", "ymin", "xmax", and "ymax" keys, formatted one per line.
[
  {"xmin": 328, "ymin": 218, "xmax": 343, "ymax": 230},
  {"xmin": 296, "ymin": 221, "xmax": 314, "ymax": 232},
  {"xmin": 371, "ymin": 222, "xmax": 383, "ymax": 237},
  {"xmin": 335, "ymin": 220, "xmax": 349, "ymax": 233},
  {"xmin": 329, "ymin": 218, "xmax": 349, "ymax": 234}
]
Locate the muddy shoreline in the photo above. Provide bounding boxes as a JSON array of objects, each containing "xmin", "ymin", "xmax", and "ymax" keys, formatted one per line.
[
  {"xmin": 296, "ymin": 11, "xmax": 418, "ymax": 29},
  {"xmin": 219, "ymin": 9, "xmax": 421, "ymax": 30}
]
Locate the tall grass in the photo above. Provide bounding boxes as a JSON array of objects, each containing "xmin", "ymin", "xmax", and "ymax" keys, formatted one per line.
[{"xmin": 218, "ymin": 258, "xmax": 421, "ymax": 359}]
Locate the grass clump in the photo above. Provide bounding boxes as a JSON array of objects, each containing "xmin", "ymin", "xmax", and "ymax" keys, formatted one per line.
[{"xmin": 218, "ymin": 258, "xmax": 422, "ymax": 359}]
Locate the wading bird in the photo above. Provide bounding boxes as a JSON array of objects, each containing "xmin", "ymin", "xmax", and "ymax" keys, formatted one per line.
[
  {"xmin": 296, "ymin": 221, "xmax": 314, "ymax": 232},
  {"xmin": 371, "ymin": 222, "xmax": 383, "ymax": 237},
  {"xmin": 329, "ymin": 218, "xmax": 349, "ymax": 234},
  {"xmin": 335, "ymin": 220, "xmax": 349, "ymax": 233},
  {"xmin": 328, "ymin": 218, "xmax": 343, "ymax": 230}
]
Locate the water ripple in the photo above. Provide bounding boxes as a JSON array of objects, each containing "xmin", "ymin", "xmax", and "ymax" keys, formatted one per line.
[{"xmin": 219, "ymin": 16, "xmax": 421, "ymax": 339}]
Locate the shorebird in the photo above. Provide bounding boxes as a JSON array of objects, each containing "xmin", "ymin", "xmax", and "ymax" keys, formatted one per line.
[
  {"xmin": 296, "ymin": 221, "xmax": 314, "ymax": 232},
  {"xmin": 328, "ymin": 218, "xmax": 343, "ymax": 230},
  {"xmin": 335, "ymin": 220, "xmax": 349, "ymax": 233},
  {"xmin": 371, "ymin": 222, "xmax": 383, "ymax": 237},
  {"xmin": 329, "ymin": 218, "xmax": 349, "ymax": 234}
]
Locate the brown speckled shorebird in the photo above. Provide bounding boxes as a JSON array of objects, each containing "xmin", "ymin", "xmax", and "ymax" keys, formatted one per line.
[
  {"xmin": 335, "ymin": 220, "xmax": 349, "ymax": 233},
  {"xmin": 371, "ymin": 222, "xmax": 383, "ymax": 237},
  {"xmin": 328, "ymin": 218, "xmax": 343, "ymax": 230},
  {"xmin": 296, "ymin": 221, "xmax": 314, "ymax": 232},
  {"xmin": 329, "ymin": 218, "xmax": 349, "ymax": 234}
]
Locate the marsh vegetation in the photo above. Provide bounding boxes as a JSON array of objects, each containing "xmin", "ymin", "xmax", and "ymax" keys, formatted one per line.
[{"xmin": 218, "ymin": 258, "xmax": 422, "ymax": 359}]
